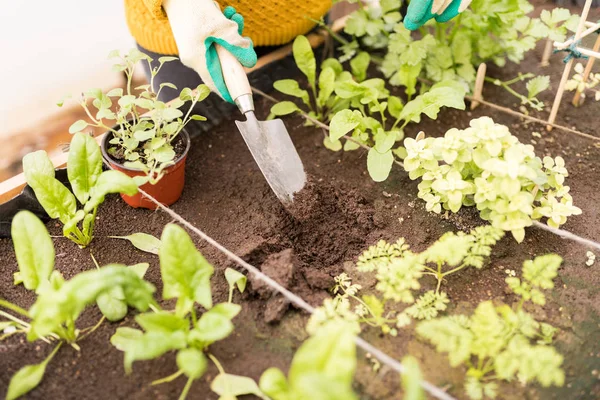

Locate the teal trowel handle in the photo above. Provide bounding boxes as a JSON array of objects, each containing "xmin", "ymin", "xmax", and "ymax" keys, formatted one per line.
[{"xmin": 215, "ymin": 44, "xmax": 255, "ymax": 115}]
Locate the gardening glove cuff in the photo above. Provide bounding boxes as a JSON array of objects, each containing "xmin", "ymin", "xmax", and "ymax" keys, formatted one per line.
[
  {"xmin": 163, "ymin": 0, "xmax": 257, "ymax": 103},
  {"xmin": 404, "ymin": 0, "xmax": 472, "ymax": 31}
]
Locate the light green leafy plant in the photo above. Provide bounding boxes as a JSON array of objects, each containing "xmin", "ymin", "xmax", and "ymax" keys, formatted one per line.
[
  {"xmin": 207, "ymin": 320, "xmax": 359, "ymax": 400},
  {"xmin": 63, "ymin": 49, "xmax": 209, "ymax": 184},
  {"xmin": 110, "ymin": 223, "xmax": 241, "ymax": 400},
  {"xmin": 486, "ymin": 73, "xmax": 550, "ymax": 111},
  {"xmin": 23, "ymin": 132, "xmax": 138, "ymax": 247},
  {"xmin": 308, "ymin": 226, "xmax": 504, "ymax": 335},
  {"xmin": 417, "ymin": 255, "xmax": 564, "ymax": 400},
  {"xmin": 2, "ymin": 210, "xmax": 155, "ymax": 400},
  {"xmin": 404, "ymin": 117, "xmax": 582, "ymax": 242},
  {"xmin": 269, "ymin": 35, "xmax": 366, "ymax": 124},
  {"xmin": 329, "ymin": 79, "xmax": 466, "ymax": 182}
]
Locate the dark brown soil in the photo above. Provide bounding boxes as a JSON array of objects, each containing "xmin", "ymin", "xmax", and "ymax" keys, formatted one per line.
[{"xmin": 2, "ymin": 4, "xmax": 600, "ymax": 399}]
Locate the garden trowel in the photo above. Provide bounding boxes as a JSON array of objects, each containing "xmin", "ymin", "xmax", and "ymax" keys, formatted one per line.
[{"xmin": 215, "ymin": 45, "xmax": 307, "ymax": 205}]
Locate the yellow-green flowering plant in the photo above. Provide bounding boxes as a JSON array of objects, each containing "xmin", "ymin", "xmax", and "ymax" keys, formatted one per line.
[{"xmin": 403, "ymin": 117, "xmax": 582, "ymax": 242}]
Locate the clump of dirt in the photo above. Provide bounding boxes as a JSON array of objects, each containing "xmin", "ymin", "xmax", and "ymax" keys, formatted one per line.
[
  {"xmin": 280, "ymin": 176, "xmax": 375, "ymax": 269},
  {"xmin": 250, "ymin": 249, "xmax": 297, "ymax": 299}
]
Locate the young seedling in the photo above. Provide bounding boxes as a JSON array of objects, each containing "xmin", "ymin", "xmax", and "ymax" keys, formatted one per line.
[
  {"xmin": 486, "ymin": 73, "xmax": 550, "ymax": 111},
  {"xmin": 225, "ymin": 268, "xmax": 247, "ymax": 303},
  {"xmin": 206, "ymin": 320, "xmax": 359, "ymax": 400},
  {"xmin": 108, "ymin": 232, "xmax": 162, "ymax": 255},
  {"xmin": 23, "ymin": 132, "xmax": 138, "ymax": 247},
  {"xmin": 110, "ymin": 224, "xmax": 241, "ymax": 400},
  {"xmin": 403, "ymin": 117, "xmax": 582, "ymax": 242},
  {"xmin": 417, "ymin": 255, "xmax": 564, "ymax": 400},
  {"xmin": 63, "ymin": 49, "xmax": 210, "ymax": 184},
  {"xmin": 2, "ymin": 211, "xmax": 155, "ymax": 400}
]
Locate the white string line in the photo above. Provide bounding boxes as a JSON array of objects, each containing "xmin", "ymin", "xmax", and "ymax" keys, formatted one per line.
[
  {"xmin": 253, "ymin": 88, "xmax": 600, "ymax": 252},
  {"xmin": 532, "ymin": 221, "xmax": 600, "ymax": 252},
  {"xmin": 134, "ymin": 187, "xmax": 456, "ymax": 400}
]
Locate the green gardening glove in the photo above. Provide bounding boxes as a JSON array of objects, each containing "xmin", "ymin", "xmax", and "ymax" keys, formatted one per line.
[
  {"xmin": 404, "ymin": 0, "xmax": 472, "ymax": 31},
  {"xmin": 163, "ymin": 0, "xmax": 258, "ymax": 103}
]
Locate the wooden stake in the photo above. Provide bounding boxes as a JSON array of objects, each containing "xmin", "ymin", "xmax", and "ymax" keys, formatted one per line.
[
  {"xmin": 547, "ymin": 0, "xmax": 593, "ymax": 131},
  {"xmin": 471, "ymin": 63, "xmax": 486, "ymax": 110},
  {"xmin": 541, "ymin": 39, "xmax": 553, "ymax": 67},
  {"xmin": 573, "ymin": 33, "xmax": 600, "ymax": 107}
]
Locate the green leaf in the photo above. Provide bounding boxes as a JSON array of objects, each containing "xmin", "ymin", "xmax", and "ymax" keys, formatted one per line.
[
  {"xmin": 211, "ymin": 373, "xmax": 264, "ymax": 398},
  {"xmin": 292, "ymin": 35, "xmax": 316, "ymax": 86},
  {"xmin": 85, "ymin": 170, "xmax": 138, "ymax": 213},
  {"xmin": 69, "ymin": 120, "xmax": 88, "ymax": 134},
  {"xmin": 526, "ymin": 76, "xmax": 550, "ymax": 99},
  {"xmin": 159, "ymin": 82, "xmax": 177, "ymax": 91},
  {"xmin": 134, "ymin": 128, "xmax": 156, "ymax": 142},
  {"xmin": 323, "ymin": 137, "xmax": 343, "ymax": 152},
  {"xmin": 401, "ymin": 356, "xmax": 425, "ymax": 400},
  {"xmin": 259, "ymin": 368, "xmax": 289, "ymax": 399},
  {"xmin": 158, "ymin": 56, "xmax": 178, "ymax": 65},
  {"xmin": 522, "ymin": 255, "xmax": 562, "ymax": 289},
  {"xmin": 107, "ymin": 88, "xmax": 123, "ymax": 97},
  {"xmin": 153, "ymin": 145, "xmax": 176, "ymax": 163},
  {"xmin": 6, "ymin": 344, "xmax": 59, "ymax": 400},
  {"xmin": 210, "ymin": 303, "xmax": 242, "ymax": 320},
  {"xmin": 25, "ymin": 172, "xmax": 77, "ymax": 224},
  {"xmin": 388, "ymin": 96, "xmax": 404, "ymax": 119},
  {"xmin": 162, "ymin": 107, "xmax": 184, "ymax": 121},
  {"xmin": 110, "ymin": 327, "xmax": 143, "ymax": 351},
  {"xmin": 109, "ymin": 233, "xmax": 161, "ymax": 255},
  {"xmin": 399, "ymin": 81, "xmax": 466, "ymax": 124},
  {"xmin": 273, "ymin": 80, "xmax": 310, "ymax": 106},
  {"xmin": 136, "ymin": 311, "xmax": 189, "ymax": 333},
  {"xmin": 97, "ymin": 287, "xmax": 128, "ymax": 321},
  {"xmin": 288, "ymin": 321, "xmax": 357, "ymax": 394},
  {"xmin": 192, "ymin": 312, "xmax": 234, "ymax": 343},
  {"xmin": 180, "ymin": 87, "xmax": 194, "ymax": 102},
  {"xmin": 128, "ymin": 263, "xmax": 150, "ymax": 278},
  {"xmin": 68, "ymin": 132, "xmax": 103, "ymax": 204},
  {"xmin": 329, "ymin": 110, "xmax": 362, "ymax": 141},
  {"xmin": 317, "ymin": 67, "xmax": 336, "ymax": 108},
  {"xmin": 159, "ymin": 224, "xmax": 214, "ymax": 311},
  {"xmin": 177, "ymin": 348, "xmax": 207, "ymax": 379},
  {"xmin": 321, "ymin": 58, "xmax": 343, "ymax": 76},
  {"xmin": 11, "ymin": 211, "xmax": 54, "ymax": 292},
  {"xmin": 367, "ymin": 148, "xmax": 394, "ymax": 182},
  {"xmin": 350, "ymin": 52, "xmax": 370, "ymax": 82},
  {"xmin": 270, "ymin": 101, "xmax": 300, "ymax": 117},
  {"xmin": 189, "ymin": 114, "xmax": 207, "ymax": 121},
  {"xmin": 22, "ymin": 151, "xmax": 55, "ymax": 180}
]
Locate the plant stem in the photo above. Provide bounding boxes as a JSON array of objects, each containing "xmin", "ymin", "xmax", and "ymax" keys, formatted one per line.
[
  {"xmin": 152, "ymin": 369, "xmax": 185, "ymax": 386},
  {"xmin": 441, "ymin": 263, "xmax": 468, "ymax": 278},
  {"xmin": 178, "ymin": 376, "xmax": 195, "ymax": 400},
  {"xmin": 77, "ymin": 316, "xmax": 105, "ymax": 342},
  {"xmin": 44, "ymin": 341, "xmax": 63, "ymax": 366},
  {"xmin": 208, "ymin": 353, "xmax": 226, "ymax": 375},
  {"xmin": 228, "ymin": 287, "xmax": 234, "ymax": 304},
  {"xmin": 0, "ymin": 309, "xmax": 30, "ymax": 328},
  {"xmin": 89, "ymin": 251, "xmax": 101, "ymax": 270},
  {"xmin": 0, "ymin": 298, "xmax": 30, "ymax": 318}
]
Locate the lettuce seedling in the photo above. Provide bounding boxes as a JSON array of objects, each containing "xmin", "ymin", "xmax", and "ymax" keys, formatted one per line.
[
  {"xmin": 207, "ymin": 320, "xmax": 359, "ymax": 400},
  {"xmin": 2, "ymin": 210, "xmax": 155, "ymax": 400},
  {"xmin": 403, "ymin": 117, "xmax": 582, "ymax": 242},
  {"xmin": 23, "ymin": 132, "xmax": 138, "ymax": 247},
  {"xmin": 308, "ymin": 226, "xmax": 504, "ymax": 335},
  {"xmin": 63, "ymin": 49, "xmax": 210, "ymax": 184},
  {"xmin": 110, "ymin": 224, "xmax": 241, "ymax": 400},
  {"xmin": 417, "ymin": 255, "xmax": 565, "ymax": 400}
]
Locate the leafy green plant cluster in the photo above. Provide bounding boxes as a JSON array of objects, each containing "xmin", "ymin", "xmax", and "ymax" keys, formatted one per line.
[
  {"xmin": 2, "ymin": 210, "xmax": 155, "ymax": 400},
  {"xmin": 63, "ymin": 49, "xmax": 209, "ymax": 184},
  {"xmin": 270, "ymin": 35, "xmax": 467, "ymax": 183},
  {"xmin": 110, "ymin": 223, "xmax": 247, "ymax": 399},
  {"xmin": 378, "ymin": 1, "xmax": 575, "ymax": 94},
  {"xmin": 417, "ymin": 255, "xmax": 564, "ymax": 400},
  {"xmin": 308, "ymin": 226, "xmax": 505, "ymax": 336},
  {"xmin": 269, "ymin": 35, "xmax": 369, "ymax": 124},
  {"xmin": 403, "ymin": 117, "xmax": 582, "ymax": 242},
  {"xmin": 23, "ymin": 132, "xmax": 138, "ymax": 247}
]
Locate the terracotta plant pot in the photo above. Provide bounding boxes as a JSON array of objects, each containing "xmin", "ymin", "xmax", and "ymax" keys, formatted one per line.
[{"xmin": 101, "ymin": 130, "xmax": 191, "ymax": 210}]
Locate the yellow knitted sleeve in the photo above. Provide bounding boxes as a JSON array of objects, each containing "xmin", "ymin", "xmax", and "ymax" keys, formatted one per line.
[{"xmin": 125, "ymin": 0, "xmax": 332, "ymax": 55}]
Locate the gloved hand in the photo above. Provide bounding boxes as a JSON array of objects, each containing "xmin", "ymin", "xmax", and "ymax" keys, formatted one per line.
[
  {"xmin": 163, "ymin": 0, "xmax": 257, "ymax": 103},
  {"xmin": 404, "ymin": 0, "xmax": 472, "ymax": 31}
]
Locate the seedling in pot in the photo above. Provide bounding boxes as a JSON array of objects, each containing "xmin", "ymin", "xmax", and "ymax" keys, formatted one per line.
[
  {"xmin": 2, "ymin": 210, "xmax": 156, "ymax": 400},
  {"xmin": 63, "ymin": 48, "xmax": 210, "ymax": 185},
  {"xmin": 110, "ymin": 224, "xmax": 243, "ymax": 400},
  {"xmin": 22, "ymin": 132, "xmax": 138, "ymax": 247}
]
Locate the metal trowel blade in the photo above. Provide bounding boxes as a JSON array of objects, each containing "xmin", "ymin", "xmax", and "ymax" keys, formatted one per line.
[{"xmin": 235, "ymin": 112, "xmax": 307, "ymax": 204}]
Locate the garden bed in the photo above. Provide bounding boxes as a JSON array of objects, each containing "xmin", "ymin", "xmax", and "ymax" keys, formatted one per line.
[{"xmin": 2, "ymin": 34, "xmax": 600, "ymax": 400}]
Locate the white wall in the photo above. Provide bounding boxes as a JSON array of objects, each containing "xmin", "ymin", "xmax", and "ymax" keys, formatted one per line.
[{"xmin": 0, "ymin": 1, "xmax": 135, "ymax": 136}]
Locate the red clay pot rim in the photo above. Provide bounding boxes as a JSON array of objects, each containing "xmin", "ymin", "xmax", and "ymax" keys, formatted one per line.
[{"xmin": 100, "ymin": 128, "xmax": 191, "ymax": 172}]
